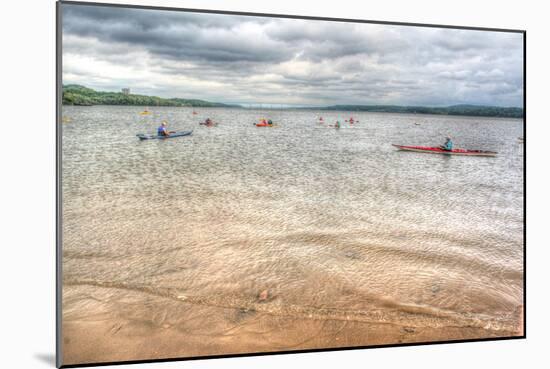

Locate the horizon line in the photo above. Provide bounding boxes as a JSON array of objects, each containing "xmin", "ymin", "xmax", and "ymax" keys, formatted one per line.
[{"xmin": 62, "ymin": 84, "xmax": 524, "ymax": 110}]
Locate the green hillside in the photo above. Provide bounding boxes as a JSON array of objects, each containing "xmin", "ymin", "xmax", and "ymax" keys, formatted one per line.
[{"xmin": 62, "ymin": 85, "xmax": 239, "ymax": 108}]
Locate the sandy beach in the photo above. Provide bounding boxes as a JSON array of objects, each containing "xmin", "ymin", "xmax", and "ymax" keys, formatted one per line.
[{"xmin": 62, "ymin": 283, "xmax": 523, "ymax": 365}]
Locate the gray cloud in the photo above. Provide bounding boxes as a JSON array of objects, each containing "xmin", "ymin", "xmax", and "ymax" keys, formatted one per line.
[
  {"xmin": 63, "ymin": 5, "xmax": 292, "ymax": 63},
  {"xmin": 61, "ymin": 4, "xmax": 524, "ymax": 107}
]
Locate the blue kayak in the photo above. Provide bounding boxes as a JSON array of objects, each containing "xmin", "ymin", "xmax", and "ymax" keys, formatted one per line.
[{"xmin": 137, "ymin": 130, "xmax": 193, "ymax": 140}]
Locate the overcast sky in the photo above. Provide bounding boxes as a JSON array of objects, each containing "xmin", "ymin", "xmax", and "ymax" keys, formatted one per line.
[{"xmin": 61, "ymin": 4, "xmax": 524, "ymax": 107}]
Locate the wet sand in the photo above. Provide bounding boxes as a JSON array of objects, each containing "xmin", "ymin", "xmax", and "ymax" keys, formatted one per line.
[{"xmin": 62, "ymin": 285, "xmax": 523, "ymax": 365}]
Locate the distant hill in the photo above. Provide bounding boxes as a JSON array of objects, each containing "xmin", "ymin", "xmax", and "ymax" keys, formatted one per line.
[
  {"xmin": 318, "ymin": 104, "xmax": 524, "ymax": 118},
  {"xmin": 62, "ymin": 85, "xmax": 241, "ymax": 108},
  {"xmin": 62, "ymin": 85, "xmax": 523, "ymax": 118}
]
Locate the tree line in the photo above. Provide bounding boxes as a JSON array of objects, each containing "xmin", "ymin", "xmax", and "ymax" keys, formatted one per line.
[
  {"xmin": 320, "ymin": 104, "xmax": 524, "ymax": 118},
  {"xmin": 62, "ymin": 85, "xmax": 524, "ymax": 118},
  {"xmin": 62, "ymin": 85, "xmax": 238, "ymax": 108}
]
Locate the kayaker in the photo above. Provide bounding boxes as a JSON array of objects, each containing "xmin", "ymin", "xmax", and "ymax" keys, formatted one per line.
[
  {"xmin": 158, "ymin": 121, "xmax": 171, "ymax": 136},
  {"xmin": 267, "ymin": 119, "xmax": 273, "ymax": 125},
  {"xmin": 335, "ymin": 120, "xmax": 341, "ymax": 129},
  {"xmin": 440, "ymin": 136, "xmax": 453, "ymax": 151},
  {"xmin": 205, "ymin": 118, "xmax": 213, "ymax": 125}
]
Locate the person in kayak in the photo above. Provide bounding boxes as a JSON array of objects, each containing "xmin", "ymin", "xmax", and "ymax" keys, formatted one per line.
[
  {"xmin": 158, "ymin": 121, "xmax": 174, "ymax": 136},
  {"xmin": 267, "ymin": 119, "xmax": 273, "ymax": 125},
  {"xmin": 440, "ymin": 136, "xmax": 453, "ymax": 151}
]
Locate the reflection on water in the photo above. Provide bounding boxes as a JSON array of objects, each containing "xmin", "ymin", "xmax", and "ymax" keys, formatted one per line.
[{"xmin": 62, "ymin": 105, "xmax": 524, "ymax": 360}]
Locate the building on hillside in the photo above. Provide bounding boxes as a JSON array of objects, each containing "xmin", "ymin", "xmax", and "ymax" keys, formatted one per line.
[{"xmin": 122, "ymin": 88, "xmax": 130, "ymax": 95}]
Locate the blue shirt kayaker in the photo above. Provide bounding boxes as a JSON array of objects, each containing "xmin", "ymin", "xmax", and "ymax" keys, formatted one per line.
[
  {"xmin": 158, "ymin": 121, "xmax": 169, "ymax": 136},
  {"xmin": 441, "ymin": 136, "xmax": 453, "ymax": 151}
]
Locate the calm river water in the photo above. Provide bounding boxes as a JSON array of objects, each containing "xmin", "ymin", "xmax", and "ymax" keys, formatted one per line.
[{"xmin": 61, "ymin": 105, "xmax": 524, "ymax": 363}]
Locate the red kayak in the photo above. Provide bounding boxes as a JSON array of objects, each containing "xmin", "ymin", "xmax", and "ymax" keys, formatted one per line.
[{"xmin": 392, "ymin": 144, "xmax": 497, "ymax": 157}]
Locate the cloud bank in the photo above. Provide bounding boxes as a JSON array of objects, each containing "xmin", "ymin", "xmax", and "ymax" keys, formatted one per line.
[{"xmin": 62, "ymin": 4, "xmax": 524, "ymax": 107}]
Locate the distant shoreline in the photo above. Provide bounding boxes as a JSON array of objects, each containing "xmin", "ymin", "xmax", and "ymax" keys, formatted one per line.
[
  {"xmin": 62, "ymin": 104, "xmax": 524, "ymax": 120},
  {"xmin": 62, "ymin": 85, "xmax": 524, "ymax": 119}
]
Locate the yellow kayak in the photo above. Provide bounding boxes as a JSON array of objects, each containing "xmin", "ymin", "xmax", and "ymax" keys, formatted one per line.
[{"xmin": 139, "ymin": 111, "xmax": 151, "ymax": 115}]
